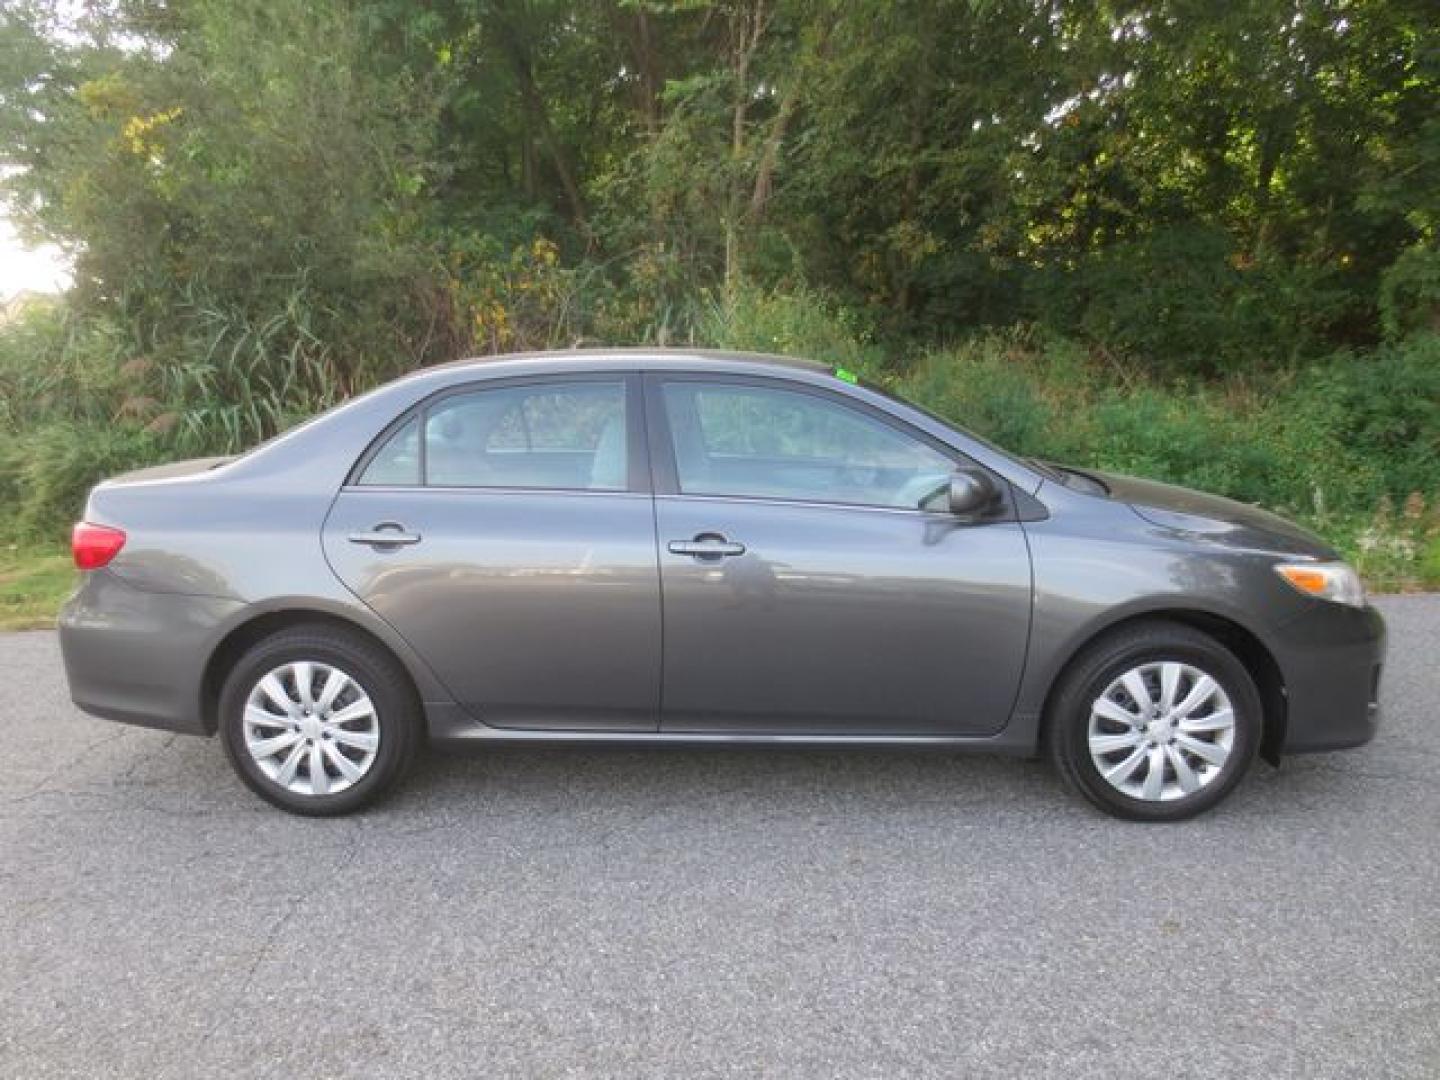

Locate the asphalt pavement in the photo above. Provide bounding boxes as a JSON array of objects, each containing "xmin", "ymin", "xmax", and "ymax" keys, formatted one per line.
[{"xmin": 2, "ymin": 597, "xmax": 1437, "ymax": 1079}]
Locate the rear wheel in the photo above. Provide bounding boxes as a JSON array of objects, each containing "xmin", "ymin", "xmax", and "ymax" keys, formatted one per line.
[
  {"xmin": 1047, "ymin": 621, "xmax": 1261, "ymax": 822},
  {"xmin": 219, "ymin": 624, "xmax": 420, "ymax": 816}
]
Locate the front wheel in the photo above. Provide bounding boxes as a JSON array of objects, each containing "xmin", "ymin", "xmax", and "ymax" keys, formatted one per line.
[
  {"xmin": 1047, "ymin": 621, "xmax": 1261, "ymax": 822},
  {"xmin": 219, "ymin": 624, "xmax": 420, "ymax": 816}
]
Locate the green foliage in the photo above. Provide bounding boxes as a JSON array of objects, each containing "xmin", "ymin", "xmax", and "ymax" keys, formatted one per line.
[
  {"xmin": 6, "ymin": 0, "xmax": 1437, "ymax": 380},
  {"xmin": 0, "ymin": 423, "xmax": 161, "ymax": 540},
  {"xmin": 0, "ymin": 284, "xmax": 354, "ymax": 453},
  {"xmin": 0, "ymin": 547, "xmax": 74, "ymax": 631},
  {"xmin": 1343, "ymin": 494, "xmax": 1440, "ymax": 593},
  {"xmin": 156, "ymin": 285, "xmax": 352, "ymax": 452},
  {"xmin": 1030, "ymin": 226, "xmax": 1359, "ymax": 374},
  {"xmin": 0, "ymin": 0, "xmax": 1437, "ymax": 588},
  {"xmin": 889, "ymin": 328, "xmax": 1440, "ymax": 588},
  {"xmin": 1379, "ymin": 246, "xmax": 1440, "ymax": 341},
  {"xmin": 1423, "ymin": 535, "xmax": 1440, "ymax": 590},
  {"xmin": 892, "ymin": 332, "xmax": 1091, "ymax": 461},
  {"xmin": 2, "ymin": 0, "xmax": 445, "ymax": 386},
  {"xmin": 694, "ymin": 287, "xmax": 886, "ymax": 375},
  {"xmin": 1296, "ymin": 335, "xmax": 1440, "ymax": 502}
]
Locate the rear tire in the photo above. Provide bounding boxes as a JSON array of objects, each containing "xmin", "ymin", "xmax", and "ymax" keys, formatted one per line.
[
  {"xmin": 219, "ymin": 624, "xmax": 420, "ymax": 816},
  {"xmin": 1047, "ymin": 621, "xmax": 1261, "ymax": 822}
]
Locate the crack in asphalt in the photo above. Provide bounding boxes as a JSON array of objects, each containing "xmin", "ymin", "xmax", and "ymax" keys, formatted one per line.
[
  {"xmin": 181, "ymin": 822, "xmax": 367, "ymax": 1078},
  {"xmin": 3, "ymin": 728, "xmax": 131, "ymax": 803}
]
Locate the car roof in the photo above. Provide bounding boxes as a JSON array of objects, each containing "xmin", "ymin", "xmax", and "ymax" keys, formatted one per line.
[{"xmin": 419, "ymin": 347, "xmax": 832, "ymax": 381}]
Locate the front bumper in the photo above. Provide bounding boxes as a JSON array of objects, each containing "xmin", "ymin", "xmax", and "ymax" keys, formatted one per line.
[
  {"xmin": 59, "ymin": 570, "xmax": 242, "ymax": 735},
  {"xmin": 1273, "ymin": 601, "xmax": 1386, "ymax": 754}
]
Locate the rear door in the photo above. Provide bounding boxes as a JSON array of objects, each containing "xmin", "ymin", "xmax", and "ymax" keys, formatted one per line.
[
  {"xmin": 647, "ymin": 373, "xmax": 1032, "ymax": 736},
  {"xmin": 323, "ymin": 373, "xmax": 662, "ymax": 731}
]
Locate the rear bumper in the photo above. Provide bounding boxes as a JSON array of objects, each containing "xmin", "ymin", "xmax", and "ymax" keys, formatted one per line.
[
  {"xmin": 58, "ymin": 570, "xmax": 241, "ymax": 735},
  {"xmin": 1273, "ymin": 602, "xmax": 1386, "ymax": 754}
]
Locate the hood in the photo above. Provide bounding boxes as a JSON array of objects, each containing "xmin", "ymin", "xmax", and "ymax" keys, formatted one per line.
[{"xmin": 1089, "ymin": 469, "xmax": 1337, "ymax": 559}]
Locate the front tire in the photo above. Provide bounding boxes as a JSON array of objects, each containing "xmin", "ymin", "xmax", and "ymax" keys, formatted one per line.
[
  {"xmin": 219, "ymin": 624, "xmax": 420, "ymax": 816},
  {"xmin": 1047, "ymin": 621, "xmax": 1261, "ymax": 822}
]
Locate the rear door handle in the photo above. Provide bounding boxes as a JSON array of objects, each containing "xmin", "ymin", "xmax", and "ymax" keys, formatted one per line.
[
  {"xmin": 667, "ymin": 535, "xmax": 746, "ymax": 559},
  {"xmin": 348, "ymin": 522, "xmax": 422, "ymax": 547}
]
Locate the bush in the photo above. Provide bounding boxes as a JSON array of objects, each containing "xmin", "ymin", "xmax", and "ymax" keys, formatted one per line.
[
  {"xmin": 891, "ymin": 331, "xmax": 1091, "ymax": 461},
  {"xmin": 0, "ymin": 300, "xmax": 140, "ymax": 430},
  {"xmin": 0, "ymin": 423, "xmax": 162, "ymax": 541},
  {"xmin": 1026, "ymin": 226, "xmax": 1358, "ymax": 376},
  {"xmin": 1296, "ymin": 334, "xmax": 1440, "ymax": 502},
  {"xmin": 1379, "ymin": 246, "xmax": 1440, "ymax": 341},
  {"xmin": 891, "ymin": 330, "xmax": 1438, "ymax": 588},
  {"xmin": 694, "ymin": 286, "xmax": 887, "ymax": 375},
  {"xmin": 1087, "ymin": 389, "xmax": 1283, "ymax": 504},
  {"xmin": 1423, "ymin": 534, "xmax": 1440, "ymax": 590}
]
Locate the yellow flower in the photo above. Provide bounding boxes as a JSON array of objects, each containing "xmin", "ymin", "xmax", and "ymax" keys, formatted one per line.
[{"xmin": 121, "ymin": 107, "xmax": 184, "ymax": 157}]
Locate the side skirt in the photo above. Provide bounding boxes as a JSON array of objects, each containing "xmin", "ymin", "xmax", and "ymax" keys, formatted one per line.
[{"xmin": 424, "ymin": 702, "xmax": 1038, "ymax": 756}]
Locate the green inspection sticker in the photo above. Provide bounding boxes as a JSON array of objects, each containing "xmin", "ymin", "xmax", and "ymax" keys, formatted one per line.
[{"xmin": 834, "ymin": 367, "xmax": 859, "ymax": 384}]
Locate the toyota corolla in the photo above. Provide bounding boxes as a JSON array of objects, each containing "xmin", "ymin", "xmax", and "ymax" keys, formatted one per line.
[{"xmin": 58, "ymin": 350, "xmax": 1385, "ymax": 819}]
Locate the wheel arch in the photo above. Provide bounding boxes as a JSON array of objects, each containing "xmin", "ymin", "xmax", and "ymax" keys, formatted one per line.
[
  {"xmin": 199, "ymin": 604, "xmax": 436, "ymax": 735},
  {"xmin": 1038, "ymin": 608, "xmax": 1287, "ymax": 766}
]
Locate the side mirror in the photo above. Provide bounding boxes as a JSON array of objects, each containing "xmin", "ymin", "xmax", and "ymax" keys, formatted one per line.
[{"xmin": 948, "ymin": 467, "xmax": 1000, "ymax": 516}]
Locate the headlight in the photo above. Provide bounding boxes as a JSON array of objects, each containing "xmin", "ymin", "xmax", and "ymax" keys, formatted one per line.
[{"xmin": 1274, "ymin": 561, "xmax": 1366, "ymax": 608}]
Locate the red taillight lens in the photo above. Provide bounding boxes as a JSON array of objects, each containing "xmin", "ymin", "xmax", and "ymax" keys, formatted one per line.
[{"xmin": 72, "ymin": 522, "xmax": 127, "ymax": 570}]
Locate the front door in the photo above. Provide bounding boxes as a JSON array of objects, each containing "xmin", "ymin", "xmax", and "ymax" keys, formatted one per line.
[
  {"xmin": 323, "ymin": 374, "xmax": 661, "ymax": 731},
  {"xmin": 648, "ymin": 375, "xmax": 1032, "ymax": 736}
]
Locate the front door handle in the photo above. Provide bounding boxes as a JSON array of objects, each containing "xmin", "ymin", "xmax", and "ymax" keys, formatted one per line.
[
  {"xmin": 668, "ymin": 534, "xmax": 746, "ymax": 559},
  {"xmin": 348, "ymin": 522, "xmax": 422, "ymax": 548}
]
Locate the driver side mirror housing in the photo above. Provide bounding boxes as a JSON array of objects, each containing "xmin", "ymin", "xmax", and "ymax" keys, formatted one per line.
[{"xmin": 948, "ymin": 467, "xmax": 1000, "ymax": 516}]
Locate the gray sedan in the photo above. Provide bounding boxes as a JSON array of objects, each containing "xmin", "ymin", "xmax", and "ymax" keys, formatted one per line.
[{"xmin": 59, "ymin": 350, "xmax": 1385, "ymax": 820}]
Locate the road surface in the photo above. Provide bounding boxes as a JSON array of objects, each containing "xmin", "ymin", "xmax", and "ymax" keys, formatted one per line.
[{"xmin": 2, "ymin": 596, "xmax": 1437, "ymax": 1078}]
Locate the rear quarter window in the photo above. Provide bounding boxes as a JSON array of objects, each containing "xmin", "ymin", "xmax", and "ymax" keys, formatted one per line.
[{"xmin": 357, "ymin": 416, "xmax": 421, "ymax": 485}]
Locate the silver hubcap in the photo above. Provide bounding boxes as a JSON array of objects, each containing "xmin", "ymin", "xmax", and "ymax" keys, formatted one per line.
[
  {"xmin": 242, "ymin": 661, "xmax": 380, "ymax": 796},
  {"xmin": 1088, "ymin": 661, "xmax": 1235, "ymax": 802}
]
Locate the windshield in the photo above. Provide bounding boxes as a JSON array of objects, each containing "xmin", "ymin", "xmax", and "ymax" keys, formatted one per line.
[{"xmin": 846, "ymin": 373, "xmax": 1056, "ymax": 479}]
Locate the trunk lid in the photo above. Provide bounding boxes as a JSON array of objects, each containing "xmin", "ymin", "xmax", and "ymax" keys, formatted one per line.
[{"xmin": 99, "ymin": 456, "xmax": 237, "ymax": 487}]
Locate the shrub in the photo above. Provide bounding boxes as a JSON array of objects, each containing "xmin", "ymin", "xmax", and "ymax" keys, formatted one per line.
[
  {"xmin": 1295, "ymin": 334, "xmax": 1440, "ymax": 503},
  {"xmin": 0, "ymin": 423, "xmax": 162, "ymax": 541},
  {"xmin": 1026, "ymin": 226, "xmax": 1357, "ymax": 376},
  {"xmin": 892, "ymin": 332, "xmax": 1090, "ymax": 461},
  {"xmin": 890, "ymin": 330, "xmax": 1433, "ymax": 581},
  {"xmin": 1088, "ymin": 389, "xmax": 1269, "ymax": 502},
  {"xmin": 1379, "ymin": 246, "xmax": 1440, "ymax": 341},
  {"xmin": 694, "ymin": 286, "xmax": 887, "ymax": 375},
  {"xmin": 1422, "ymin": 535, "xmax": 1440, "ymax": 590}
]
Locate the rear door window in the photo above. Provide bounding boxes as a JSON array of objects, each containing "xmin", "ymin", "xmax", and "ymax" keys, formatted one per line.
[{"xmin": 357, "ymin": 380, "xmax": 629, "ymax": 491}]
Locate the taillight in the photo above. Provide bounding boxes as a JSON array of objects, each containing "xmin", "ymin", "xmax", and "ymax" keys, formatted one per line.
[{"xmin": 72, "ymin": 521, "xmax": 127, "ymax": 570}]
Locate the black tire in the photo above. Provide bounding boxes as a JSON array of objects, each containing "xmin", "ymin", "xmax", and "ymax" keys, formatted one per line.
[
  {"xmin": 219, "ymin": 623, "xmax": 421, "ymax": 816},
  {"xmin": 1046, "ymin": 620, "xmax": 1261, "ymax": 822}
]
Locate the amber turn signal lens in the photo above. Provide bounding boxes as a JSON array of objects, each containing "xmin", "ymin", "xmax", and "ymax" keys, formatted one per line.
[
  {"xmin": 1273, "ymin": 561, "xmax": 1366, "ymax": 607},
  {"xmin": 1277, "ymin": 566, "xmax": 1328, "ymax": 595}
]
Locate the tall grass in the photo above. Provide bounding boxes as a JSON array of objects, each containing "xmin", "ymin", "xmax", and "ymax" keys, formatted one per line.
[
  {"xmin": 161, "ymin": 285, "xmax": 350, "ymax": 452},
  {"xmin": 0, "ymin": 282, "xmax": 389, "ymax": 537}
]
